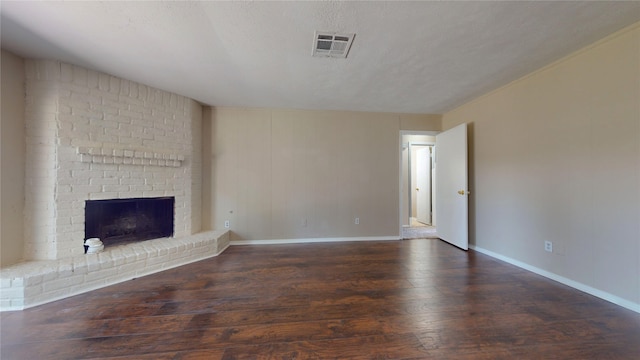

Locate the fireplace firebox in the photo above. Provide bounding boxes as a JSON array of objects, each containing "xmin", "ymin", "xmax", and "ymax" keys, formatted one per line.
[{"xmin": 85, "ymin": 197, "xmax": 174, "ymax": 247}]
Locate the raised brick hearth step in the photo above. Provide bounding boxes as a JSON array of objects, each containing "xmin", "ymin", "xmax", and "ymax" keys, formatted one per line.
[{"xmin": 0, "ymin": 230, "xmax": 229, "ymax": 311}]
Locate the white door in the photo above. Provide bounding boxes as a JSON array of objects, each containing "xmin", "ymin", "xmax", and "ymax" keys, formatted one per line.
[
  {"xmin": 435, "ymin": 123, "xmax": 468, "ymax": 250},
  {"xmin": 415, "ymin": 147, "xmax": 431, "ymax": 224}
]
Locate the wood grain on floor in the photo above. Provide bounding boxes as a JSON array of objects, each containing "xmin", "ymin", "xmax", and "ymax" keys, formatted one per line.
[{"xmin": 1, "ymin": 239, "xmax": 639, "ymax": 359}]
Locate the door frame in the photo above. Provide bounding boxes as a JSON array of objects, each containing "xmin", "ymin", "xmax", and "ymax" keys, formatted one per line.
[{"xmin": 399, "ymin": 131, "xmax": 438, "ymax": 237}]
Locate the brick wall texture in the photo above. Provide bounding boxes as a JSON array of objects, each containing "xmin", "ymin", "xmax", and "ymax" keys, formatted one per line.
[{"xmin": 24, "ymin": 60, "xmax": 202, "ymax": 260}]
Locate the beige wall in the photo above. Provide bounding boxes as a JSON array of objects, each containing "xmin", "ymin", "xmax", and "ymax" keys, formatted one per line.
[
  {"xmin": 1, "ymin": 50, "xmax": 26, "ymax": 266},
  {"xmin": 203, "ymin": 108, "xmax": 440, "ymax": 241},
  {"xmin": 443, "ymin": 24, "xmax": 640, "ymax": 306},
  {"xmin": 399, "ymin": 114, "xmax": 441, "ymax": 131}
]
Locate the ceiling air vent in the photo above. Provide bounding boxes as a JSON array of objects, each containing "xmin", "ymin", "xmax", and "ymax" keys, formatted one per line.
[{"xmin": 312, "ymin": 31, "xmax": 355, "ymax": 58}]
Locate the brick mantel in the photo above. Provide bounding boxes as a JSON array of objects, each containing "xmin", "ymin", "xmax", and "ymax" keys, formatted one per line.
[{"xmin": 76, "ymin": 145, "xmax": 185, "ymax": 167}]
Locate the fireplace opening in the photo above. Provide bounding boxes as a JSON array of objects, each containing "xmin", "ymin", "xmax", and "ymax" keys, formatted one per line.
[{"xmin": 85, "ymin": 197, "xmax": 174, "ymax": 248}]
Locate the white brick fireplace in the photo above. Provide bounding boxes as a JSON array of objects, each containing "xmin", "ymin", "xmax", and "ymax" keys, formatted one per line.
[{"xmin": 1, "ymin": 60, "xmax": 228, "ymax": 311}]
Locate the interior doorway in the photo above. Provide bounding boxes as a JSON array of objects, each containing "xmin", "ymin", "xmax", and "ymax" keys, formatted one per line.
[
  {"xmin": 414, "ymin": 145, "xmax": 433, "ymax": 225},
  {"xmin": 400, "ymin": 132, "xmax": 438, "ymax": 239}
]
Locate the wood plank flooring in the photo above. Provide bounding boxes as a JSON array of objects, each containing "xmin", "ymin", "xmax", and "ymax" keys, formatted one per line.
[{"xmin": 1, "ymin": 239, "xmax": 639, "ymax": 359}]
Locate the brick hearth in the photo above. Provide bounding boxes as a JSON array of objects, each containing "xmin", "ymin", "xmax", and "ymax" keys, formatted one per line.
[
  {"xmin": 1, "ymin": 60, "xmax": 226, "ymax": 311},
  {"xmin": 1, "ymin": 231, "xmax": 229, "ymax": 310}
]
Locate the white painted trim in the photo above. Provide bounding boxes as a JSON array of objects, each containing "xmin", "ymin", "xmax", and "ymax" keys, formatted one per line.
[
  {"xmin": 231, "ymin": 236, "xmax": 400, "ymax": 246},
  {"xmin": 470, "ymin": 245, "xmax": 640, "ymax": 314}
]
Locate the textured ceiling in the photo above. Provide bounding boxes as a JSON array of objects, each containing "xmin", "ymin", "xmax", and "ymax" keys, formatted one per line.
[{"xmin": 2, "ymin": 1, "xmax": 639, "ymax": 114}]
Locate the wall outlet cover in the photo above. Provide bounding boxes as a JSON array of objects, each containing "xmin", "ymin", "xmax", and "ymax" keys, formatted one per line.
[{"xmin": 544, "ymin": 241, "xmax": 553, "ymax": 252}]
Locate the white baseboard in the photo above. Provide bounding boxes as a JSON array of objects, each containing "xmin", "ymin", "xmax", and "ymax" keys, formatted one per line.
[
  {"xmin": 470, "ymin": 245, "xmax": 640, "ymax": 314},
  {"xmin": 230, "ymin": 236, "xmax": 400, "ymax": 246}
]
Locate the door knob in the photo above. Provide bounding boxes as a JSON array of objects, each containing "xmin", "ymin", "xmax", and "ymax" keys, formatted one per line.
[
  {"xmin": 458, "ymin": 190, "xmax": 465, "ymax": 195},
  {"xmin": 416, "ymin": 188, "xmax": 419, "ymax": 191}
]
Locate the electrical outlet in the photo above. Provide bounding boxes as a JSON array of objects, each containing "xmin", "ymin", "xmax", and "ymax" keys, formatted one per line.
[
  {"xmin": 224, "ymin": 220, "xmax": 230, "ymax": 228},
  {"xmin": 355, "ymin": 217, "xmax": 360, "ymax": 225},
  {"xmin": 544, "ymin": 241, "xmax": 553, "ymax": 253}
]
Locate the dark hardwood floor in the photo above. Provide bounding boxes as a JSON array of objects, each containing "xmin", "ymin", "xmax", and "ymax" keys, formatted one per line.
[{"xmin": 1, "ymin": 239, "xmax": 639, "ymax": 359}]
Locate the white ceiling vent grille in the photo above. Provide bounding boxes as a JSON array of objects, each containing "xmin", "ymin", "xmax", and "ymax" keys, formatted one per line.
[{"xmin": 312, "ymin": 31, "xmax": 355, "ymax": 58}]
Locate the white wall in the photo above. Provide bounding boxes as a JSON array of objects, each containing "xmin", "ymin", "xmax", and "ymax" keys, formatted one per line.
[
  {"xmin": 401, "ymin": 146, "xmax": 409, "ymax": 226},
  {"xmin": 443, "ymin": 23, "xmax": 640, "ymax": 309},
  {"xmin": 0, "ymin": 50, "xmax": 26, "ymax": 266}
]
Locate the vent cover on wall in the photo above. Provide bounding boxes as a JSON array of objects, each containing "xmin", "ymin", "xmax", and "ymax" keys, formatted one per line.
[{"xmin": 312, "ymin": 31, "xmax": 355, "ymax": 58}]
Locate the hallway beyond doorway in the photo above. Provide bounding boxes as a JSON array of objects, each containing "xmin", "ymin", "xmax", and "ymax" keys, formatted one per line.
[{"xmin": 403, "ymin": 218, "xmax": 438, "ymax": 239}]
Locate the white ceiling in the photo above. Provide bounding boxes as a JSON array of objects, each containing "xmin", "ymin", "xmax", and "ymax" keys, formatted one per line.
[{"xmin": 2, "ymin": 1, "xmax": 639, "ymax": 114}]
